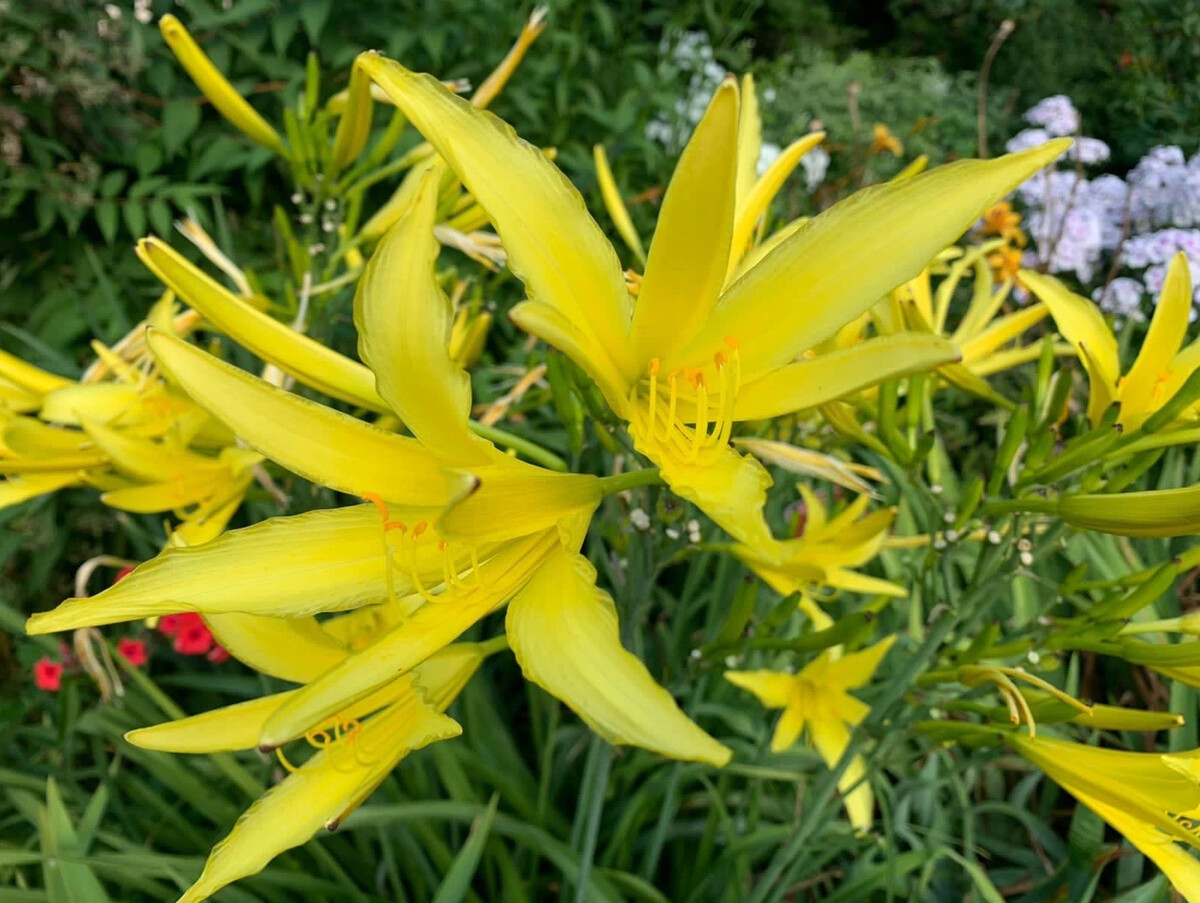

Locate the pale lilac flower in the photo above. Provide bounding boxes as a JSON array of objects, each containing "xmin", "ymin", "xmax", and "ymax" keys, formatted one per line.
[
  {"xmin": 1006, "ymin": 128, "xmax": 1052, "ymax": 154},
  {"xmin": 1093, "ymin": 278, "xmax": 1145, "ymax": 322},
  {"xmin": 1024, "ymin": 95, "xmax": 1080, "ymax": 137}
]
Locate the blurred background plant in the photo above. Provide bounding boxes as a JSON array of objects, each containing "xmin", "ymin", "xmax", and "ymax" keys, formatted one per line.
[{"xmin": 5, "ymin": 1, "xmax": 1200, "ymax": 901}]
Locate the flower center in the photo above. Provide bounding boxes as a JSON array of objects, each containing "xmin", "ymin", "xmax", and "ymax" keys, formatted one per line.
[
  {"xmin": 632, "ymin": 337, "xmax": 741, "ymax": 463},
  {"xmin": 362, "ymin": 493, "xmax": 481, "ymax": 606},
  {"xmin": 275, "ymin": 714, "xmax": 364, "ymax": 775}
]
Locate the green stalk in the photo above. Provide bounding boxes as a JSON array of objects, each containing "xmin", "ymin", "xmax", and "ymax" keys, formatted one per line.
[
  {"xmin": 596, "ymin": 468, "xmax": 663, "ymax": 495},
  {"xmin": 468, "ymin": 421, "xmax": 569, "ymax": 472}
]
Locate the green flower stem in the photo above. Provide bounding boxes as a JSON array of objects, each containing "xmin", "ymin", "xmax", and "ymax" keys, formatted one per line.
[
  {"xmin": 468, "ymin": 421, "xmax": 569, "ymax": 472},
  {"xmin": 1118, "ymin": 616, "xmax": 1183, "ymax": 636},
  {"xmin": 596, "ymin": 468, "xmax": 663, "ymax": 495},
  {"xmin": 477, "ymin": 634, "xmax": 511, "ymax": 656},
  {"xmin": 981, "ymin": 496, "xmax": 1059, "ymax": 517}
]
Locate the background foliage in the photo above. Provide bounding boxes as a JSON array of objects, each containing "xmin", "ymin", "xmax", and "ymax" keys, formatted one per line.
[{"xmin": 3, "ymin": 1, "xmax": 1197, "ymax": 901}]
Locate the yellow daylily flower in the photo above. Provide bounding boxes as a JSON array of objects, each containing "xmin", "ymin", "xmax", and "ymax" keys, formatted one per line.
[
  {"xmin": 357, "ymin": 54, "xmax": 1069, "ymax": 551},
  {"xmin": 0, "ymin": 298, "xmax": 251, "ymax": 529},
  {"xmin": 28, "ymin": 168, "xmax": 729, "ymax": 768},
  {"xmin": 733, "ymin": 489, "xmax": 904, "ymax": 599},
  {"xmin": 726, "ymin": 635, "xmax": 896, "ymax": 832},
  {"xmin": 880, "ymin": 242, "xmax": 1062, "ymax": 401},
  {"xmin": 1023, "ymin": 253, "xmax": 1200, "ymax": 431},
  {"xmin": 129, "ymin": 636, "xmax": 494, "ymax": 903},
  {"xmin": 1012, "ymin": 734, "xmax": 1200, "ymax": 901}
]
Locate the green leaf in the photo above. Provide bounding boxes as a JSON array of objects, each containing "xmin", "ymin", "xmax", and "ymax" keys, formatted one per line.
[
  {"xmin": 94, "ymin": 200, "xmax": 118, "ymax": 244},
  {"xmin": 121, "ymin": 201, "xmax": 146, "ymax": 239},
  {"xmin": 162, "ymin": 101, "xmax": 201, "ymax": 158},
  {"xmin": 99, "ymin": 171, "xmax": 126, "ymax": 199},
  {"xmin": 431, "ymin": 794, "xmax": 500, "ymax": 903},
  {"xmin": 300, "ymin": 0, "xmax": 332, "ymax": 44}
]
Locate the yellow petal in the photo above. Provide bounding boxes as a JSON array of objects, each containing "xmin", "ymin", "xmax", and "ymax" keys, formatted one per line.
[
  {"xmin": 670, "ymin": 140, "xmax": 1072, "ymax": 381},
  {"xmin": 724, "ymin": 670, "xmax": 796, "ymax": 709},
  {"xmin": 508, "ymin": 545, "xmax": 731, "ymax": 765},
  {"xmin": 727, "ymin": 132, "xmax": 825, "ymax": 281},
  {"xmin": 968, "ymin": 342, "xmax": 1068, "ymax": 378},
  {"xmin": 632, "ymin": 425, "xmax": 778, "ymax": 552},
  {"xmin": 593, "ymin": 144, "xmax": 646, "ymax": 264},
  {"xmin": 0, "ymin": 348, "xmax": 70, "ymax": 396},
  {"xmin": 771, "ymin": 703, "xmax": 805, "ymax": 752},
  {"xmin": 207, "ymin": 613, "xmax": 350, "ymax": 683},
  {"xmin": 827, "ymin": 635, "xmax": 896, "ymax": 690},
  {"xmin": 355, "ymin": 165, "xmax": 490, "ymax": 463},
  {"xmin": 957, "ymin": 304, "xmax": 1049, "ymax": 364},
  {"xmin": 437, "ymin": 461, "xmax": 602, "ymax": 544},
  {"xmin": 735, "ymin": 73, "xmax": 761, "ymax": 212},
  {"xmin": 468, "ymin": 7, "xmax": 547, "ymax": 109},
  {"xmin": 1019, "ymin": 268, "xmax": 1121, "ymax": 424},
  {"xmin": 0, "ymin": 377, "xmax": 41, "ymax": 413},
  {"xmin": 171, "ymin": 479, "xmax": 249, "ymax": 546},
  {"xmin": 330, "ymin": 60, "xmax": 372, "ymax": 172},
  {"xmin": 159, "ymin": 15, "xmax": 286, "ymax": 156},
  {"xmin": 260, "ymin": 531, "xmax": 555, "ymax": 747},
  {"xmin": 137, "ymin": 238, "xmax": 386, "ymax": 412},
  {"xmin": 733, "ymin": 333, "xmax": 960, "ymax": 420},
  {"xmin": 1082, "ymin": 792, "xmax": 1200, "ymax": 901},
  {"xmin": 358, "ymin": 55, "xmax": 636, "ymax": 388},
  {"xmin": 810, "ymin": 717, "xmax": 874, "ymax": 833},
  {"xmin": 0, "ymin": 452, "xmax": 107, "ymax": 474},
  {"xmin": 79, "ymin": 416, "xmax": 222, "ymax": 483},
  {"xmin": 0, "ymin": 472, "xmax": 85, "ymax": 509},
  {"xmin": 126, "ymin": 691, "xmax": 294, "ymax": 753},
  {"xmin": 320, "ymin": 599, "xmax": 419, "ymax": 650},
  {"xmin": 732, "ymin": 438, "xmax": 882, "ymax": 496},
  {"xmin": 632, "ymin": 80, "xmax": 739, "ymax": 367},
  {"xmin": 509, "ymin": 301, "xmax": 632, "ymax": 414},
  {"xmin": 3, "ymin": 416, "xmax": 89, "ymax": 456},
  {"xmin": 1121, "ymin": 252, "xmax": 1193, "ymax": 425},
  {"xmin": 25, "ymin": 506, "xmax": 405, "ymax": 633},
  {"xmin": 176, "ymin": 693, "xmax": 459, "ymax": 903},
  {"xmin": 146, "ymin": 330, "xmax": 471, "ymax": 506},
  {"xmin": 100, "ymin": 475, "xmax": 225, "ymax": 513}
]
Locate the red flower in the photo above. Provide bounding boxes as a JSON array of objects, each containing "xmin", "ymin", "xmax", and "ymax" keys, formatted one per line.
[
  {"xmin": 115, "ymin": 565, "xmax": 135, "ymax": 583},
  {"xmin": 207, "ymin": 645, "xmax": 230, "ymax": 663},
  {"xmin": 117, "ymin": 637, "xmax": 148, "ymax": 667},
  {"xmin": 173, "ymin": 614, "xmax": 214, "ymax": 656},
  {"xmin": 157, "ymin": 613, "xmax": 183, "ymax": 636},
  {"xmin": 33, "ymin": 657, "xmax": 64, "ymax": 692}
]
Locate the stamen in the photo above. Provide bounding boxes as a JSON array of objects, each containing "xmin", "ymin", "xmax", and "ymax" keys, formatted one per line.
[
  {"xmin": 690, "ymin": 372, "xmax": 707, "ymax": 460},
  {"xmin": 362, "ymin": 492, "xmax": 388, "ymax": 517},
  {"xmin": 647, "ymin": 358, "xmax": 660, "ymax": 448},
  {"xmin": 276, "ymin": 747, "xmax": 299, "ymax": 774},
  {"xmin": 664, "ymin": 370, "xmax": 680, "ymax": 443},
  {"xmin": 470, "ymin": 545, "xmax": 482, "ymax": 587}
]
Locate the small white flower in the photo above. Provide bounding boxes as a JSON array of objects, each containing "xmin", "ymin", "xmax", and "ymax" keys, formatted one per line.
[{"xmin": 629, "ymin": 508, "xmax": 651, "ymax": 531}]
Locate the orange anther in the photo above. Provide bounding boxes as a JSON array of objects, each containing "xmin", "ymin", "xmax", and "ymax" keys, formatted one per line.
[
  {"xmin": 384, "ymin": 521, "xmax": 407, "ymax": 533},
  {"xmin": 714, "ymin": 351, "xmax": 727, "ymax": 368},
  {"xmin": 724, "ymin": 335, "xmax": 740, "ymax": 350},
  {"xmin": 412, "ymin": 521, "xmax": 428, "ymax": 539},
  {"xmin": 648, "ymin": 357, "xmax": 660, "ymax": 376},
  {"xmin": 690, "ymin": 370, "xmax": 705, "ymax": 390},
  {"xmin": 362, "ymin": 492, "xmax": 389, "ymax": 519},
  {"xmin": 438, "ymin": 540, "xmax": 449, "ymax": 551}
]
